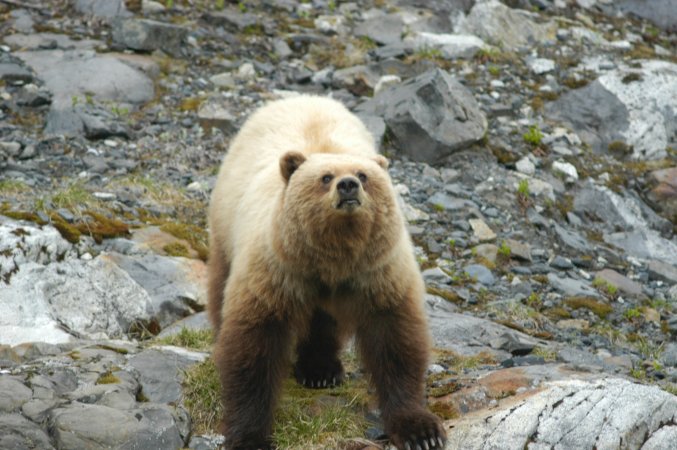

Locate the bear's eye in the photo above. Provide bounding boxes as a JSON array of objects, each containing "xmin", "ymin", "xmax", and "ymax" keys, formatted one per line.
[
  {"xmin": 357, "ymin": 172, "xmax": 367, "ymax": 183},
  {"xmin": 321, "ymin": 174, "xmax": 333, "ymax": 184}
]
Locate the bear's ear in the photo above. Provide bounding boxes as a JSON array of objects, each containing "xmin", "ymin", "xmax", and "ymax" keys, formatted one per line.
[
  {"xmin": 280, "ymin": 151, "xmax": 307, "ymax": 182},
  {"xmin": 372, "ymin": 154, "xmax": 389, "ymax": 170}
]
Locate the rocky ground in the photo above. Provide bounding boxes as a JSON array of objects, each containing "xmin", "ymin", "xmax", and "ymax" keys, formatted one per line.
[{"xmin": 1, "ymin": 0, "xmax": 676, "ymax": 449}]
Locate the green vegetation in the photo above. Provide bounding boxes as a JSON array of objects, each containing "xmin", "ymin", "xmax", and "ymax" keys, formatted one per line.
[
  {"xmin": 162, "ymin": 242, "xmax": 190, "ymax": 257},
  {"xmin": 592, "ymin": 277, "xmax": 618, "ymax": 298},
  {"xmin": 156, "ymin": 327, "xmax": 213, "ymax": 351},
  {"xmin": 522, "ymin": 125, "xmax": 543, "ymax": 147},
  {"xmin": 516, "ymin": 178, "xmax": 531, "ymax": 209},
  {"xmin": 498, "ymin": 241, "xmax": 511, "ymax": 259},
  {"xmin": 96, "ymin": 370, "xmax": 121, "ymax": 385},
  {"xmin": 623, "ymin": 307, "xmax": 642, "ymax": 321},
  {"xmin": 564, "ymin": 296, "xmax": 613, "ymax": 319},
  {"xmin": 160, "ymin": 222, "xmax": 209, "ymax": 261},
  {"xmin": 426, "ymin": 286, "xmax": 462, "ymax": 305},
  {"xmin": 182, "ymin": 358, "xmax": 371, "ymax": 447},
  {"xmin": 531, "ymin": 346, "xmax": 557, "ymax": 362}
]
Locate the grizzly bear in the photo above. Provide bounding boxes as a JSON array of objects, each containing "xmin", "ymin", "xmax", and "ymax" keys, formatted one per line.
[{"xmin": 207, "ymin": 95, "xmax": 446, "ymax": 450}]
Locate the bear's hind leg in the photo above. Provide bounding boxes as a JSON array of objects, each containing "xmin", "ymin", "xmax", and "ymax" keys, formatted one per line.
[{"xmin": 294, "ymin": 308, "xmax": 344, "ymax": 388}]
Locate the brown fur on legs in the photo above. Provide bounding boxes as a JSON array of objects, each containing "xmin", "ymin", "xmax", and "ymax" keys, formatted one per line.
[
  {"xmin": 293, "ymin": 308, "xmax": 344, "ymax": 388},
  {"xmin": 214, "ymin": 309, "xmax": 291, "ymax": 450},
  {"xmin": 356, "ymin": 296, "xmax": 446, "ymax": 450}
]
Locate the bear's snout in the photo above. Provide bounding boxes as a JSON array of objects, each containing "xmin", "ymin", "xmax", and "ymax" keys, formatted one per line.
[{"xmin": 336, "ymin": 176, "xmax": 361, "ymax": 209}]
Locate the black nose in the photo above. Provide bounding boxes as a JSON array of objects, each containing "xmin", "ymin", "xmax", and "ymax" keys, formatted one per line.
[{"xmin": 337, "ymin": 177, "xmax": 359, "ymax": 198}]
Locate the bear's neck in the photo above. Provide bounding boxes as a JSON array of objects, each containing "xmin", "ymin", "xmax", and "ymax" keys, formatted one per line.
[{"xmin": 272, "ymin": 208, "xmax": 400, "ymax": 285}]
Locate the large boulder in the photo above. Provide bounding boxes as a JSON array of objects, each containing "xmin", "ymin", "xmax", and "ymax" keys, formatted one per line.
[
  {"xmin": 453, "ymin": 0, "xmax": 556, "ymax": 49},
  {"xmin": 445, "ymin": 377, "xmax": 677, "ymax": 450},
  {"xmin": 357, "ymin": 68, "xmax": 487, "ymax": 164},
  {"xmin": 15, "ymin": 49, "xmax": 154, "ymax": 138},
  {"xmin": 112, "ymin": 19, "xmax": 188, "ymax": 57},
  {"xmin": 546, "ymin": 60, "xmax": 677, "ymax": 160}
]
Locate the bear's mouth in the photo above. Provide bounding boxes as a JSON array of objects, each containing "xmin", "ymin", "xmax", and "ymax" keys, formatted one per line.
[{"xmin": 337, "ymin": 199, "xmax": 361, "ymax": 210}]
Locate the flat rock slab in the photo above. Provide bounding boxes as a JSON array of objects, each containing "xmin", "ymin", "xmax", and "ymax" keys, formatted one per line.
[
  {"xmin": 546, "ymin": 60, "xmax": 677, "ymax": 160},
  {"xmin": 128, "ymin": 347, "xmax": 207, "ymax": 404},
  {"xmin": 108, "ymin": 252, "xmax": 208, "ymax": 328},
  {"xmin": 595, "ymin": 268, "xmax": 644, "ymax": 297},
  {"xmin": 425, "ymin": 301, "xmax": 538, "ymax": 360},
  {"xmin": 112, "ymin": 18, "xmax": 188, "ymax": 56},
  {"xmin": 357, "ymin": 68, "xmax": 487, "ymax": 164},
  {"xmin": 445, "ymin": 377, "xmax": 677, "ymax": 450},
  {"xmin": 547, "ymin": 273, "xmax": 601, "ymax": 298},
  {"xmin": 0, "ymin": 413, "xmax": 54, "ymax": 450},
  {"xmin": 50, "ymin": 402, "xmax": 183, "ymax": 449},
  {"xmin": 604, "ymin": 229, "xmax": 677, "ymax": 266},
  {"xmin": 15, "ymin": 48, "xmax": 154, "ymax": 137}
]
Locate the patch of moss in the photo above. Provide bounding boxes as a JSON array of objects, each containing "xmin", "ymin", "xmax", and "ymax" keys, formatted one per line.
[
  {"xmin": 75, "ymin": 211, "xmax": 130, "ymax": 243},
  {"xmin": 523, "ymin": 125, "xmax": 543, "ymax": 147},
  {"xmin": 160, "ymin": 222, "xmax": 209, "ymax": 261},
  {"xmin": 428, "ymin": 381, "xmax": 460, "ymax": 398},
  {"xmin": 179, "ymin": 97, "xmax": 203, "ymax": 112},
  {"xmin": 608, "ymin": 140, "xmax": 633, "ymax": 155},
  {"xmin": 531, "ymin": 346, "xmax": 557, "ymax": 362},
  {"xmin": 621, "ymin": 73, "xmax": 642, "ymax": 84},
  {"xmin": 489, "ymin": 144, "xmax": 520, "ymax": 164},
  {"xmin": 97, "ymin": 344, "xmax": 129, "ymax": 355},
  {"xmin": 564, "ymin": 296, "xmax": 613, "ymax": 318},
  {"xmin": 162, "ymin": 242, "xmax": 190, "ymax": 257},
  {"xmin": 562, "ymin": 77, "xmax": 590, "ymax": 89},
  {"xmin": 156, "ymin": 327, "xmax": 213, "ymax": 351},
  {"xmin": 544, "ymin": 307, "xmax": 571, "ymax": 320},
  {"xmin": 429, "ymin": 401, "xmax": 459, "ymax": 420},
  {"xmin": 51, "ymin": 218, "xmax": 82, "ymax": 244},
  {"xmin": 426, "ymin": 286, "xmax": 463, "ymax": 305},
  {"xmin": 434, "ymin": 349, "xmax": 497, "ymax": 371},
  {"xmin": 96, "ymin": 371, "xmax": 121, "ymax": 385}
]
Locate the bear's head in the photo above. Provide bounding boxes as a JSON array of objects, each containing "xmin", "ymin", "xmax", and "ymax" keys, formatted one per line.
[{"xmin": 276, "ymin": 151, "xmax": 401, "ymax": 268}]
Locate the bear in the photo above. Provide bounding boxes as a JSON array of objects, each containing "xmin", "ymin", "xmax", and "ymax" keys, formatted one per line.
[{"xmin": 207, "ymin": 95, "xmax": 446, "ymax": 450}]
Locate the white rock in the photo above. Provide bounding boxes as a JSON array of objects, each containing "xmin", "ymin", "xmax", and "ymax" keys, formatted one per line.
[
  {"xmin": 142, "ymin": 0, "xmax": 165, "ymax": 13},
  {"xmin": 528, "ymin": 57, "xmax": 555, "ymax": 74},
  {"xmin": 552, "ymin": 160, "xmax": 578, "ymax": 182},
  {"xmin": 407, "ymin": 32, "xmax": 485, "ymax": 58},
  {"xmin": 210, "ymin": 72, "xmax": 236, "ymax": 89},
  {"xmin": 237, "ymin": 62, "xmax": 256, "ymax": 80},
  {"xmin": 516, "ymin": 157, "xmax": 536, "ymax": 175},
  {"xmin": 374, "ymin": 75, "xmax": 401, "ymax": 95},
  {"xmin": 93, "ymin": 192, "xmax": 116, "ymax": 201},
  {"xmin": 314, "ymin": 15, "xmax": 347, "ymax": 35},
  {"xmin": 469, "ymin": 218, "xmax": 496, "ymax": 242}
]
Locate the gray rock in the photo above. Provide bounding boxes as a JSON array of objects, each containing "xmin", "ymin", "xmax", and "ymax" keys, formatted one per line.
[
  {"xmin": 547, "ymin": 273, "xmax": 601, "ymax": 298},
  {"xmin": 357, "ymin": 68, "xmax": 487, "ymax": 164},
  {"xmin": 0, "ymin": 377, "xmax": 32, "ymax": 412},
  {"xmin": 202, "ymin": 9, "xmax": 259, "ymax": 32},
  {"xmin": 463, "ymin": 264, "xmax": 495, "ymax": 286},
  {"xmin": 108, "ymin": 252, "xmax": 207, "ymax": 328},
  {"xmin": 128, "ymin": 348, "xmax": 206, "ymax": 404},
  {"xmin": 354, "ymin": 14, "xmax": 405, "ymax": 45},
  {"xmin": 9, "ymin": 9, "xmax": 34, "ymax": 33},
  {"xmin": 595, "ymin": 268, "xmax": 643, "ymax": 297},
  {"xmin": 546, "ymin": 61, "xmax": 677, "ymax": 159},
  {"xmin": 574, "ymin": 182, "xmax": 672, "ymax": 234},
  {"xmin": 331, "ymin": 65, "xmax": 380, "ymax": 96},
  {"xmin": 557, "ymin": 346, "xmax": 604, "ymax": 369},
  {"xmin": 15, "ymin": 49, "xmax": 154, "ymax": 137},
  {"xmin": 157, "ymin": 312, "xmax": 211, "ymax": 339},
  {"xmin": 454, "ymin": 0, "xmax": 556, "ymax": 49},
  {"xmin": 422, "ymin": 267, "xmax": 453, "ymax": 285},
  {"xmin": 50, "ymin": 402, "xmax": 183, "ymax": 449},
  {"xmin": 427, "ymin": 192, "xmax": 477, "ymax": 211},
  {"xmin": 662, "ymin": 342, "xmax": 677, "ymax": 368},
  {"xmin": 426, "ymin": 306, "xmax": 537, "ymax": 359},
  {"xmin": 647, "ymin": 260, "xmax": 677, "ymax": 284},
  {"xmin": 613, "ymin": 0, "xmax": 677, "ymax": 32},
  {"xmin": 112, "ymin": 19, "xmax": 188, "ymax": 57},
  {"xmin": 0, "ymin": 413, "xmax": 54, "ymax": 450},
  {"xmin": 446, "ymin": 378, "xmax": 677, "ymax": 450},
  {"xmin": 0, "ymin": 62, "xmax": 33, "ymax": 84},
  {"xmin": 197, "ymin": 101, "xmax": 237, "ymax": 135},
  {"xmin": 550, "ymin": 255, "xmax": 574, "ymax": 270},
  {"xmin": 74, "ymin": 0, "xmax": 132, "ymax": 19},
  {"xmin": 4, "ymin": 32, "xmax": 101, "ymax": 51},
  {"xmin": 553, "ymin": 223, "xmax": 590, "ymax": 253},
  {"xmin": 0, "ymin": 254, "xmax": 153, "ymax": 346},
  {"xmin": 604, "ymin": 230, "xmax": 677, "ymax": 266}
]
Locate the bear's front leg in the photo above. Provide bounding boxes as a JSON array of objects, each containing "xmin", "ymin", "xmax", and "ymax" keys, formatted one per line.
[
  {"xmin": 356, "ymin": 302, "xmax": 446, "ymax": 450},
  {"xmin": 294, "ymin": 308, "xmax": 344, "ymax": 388},
  {"xmin": 214, "ymin": 312, "xmax": 291, "ymax": 450}
]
